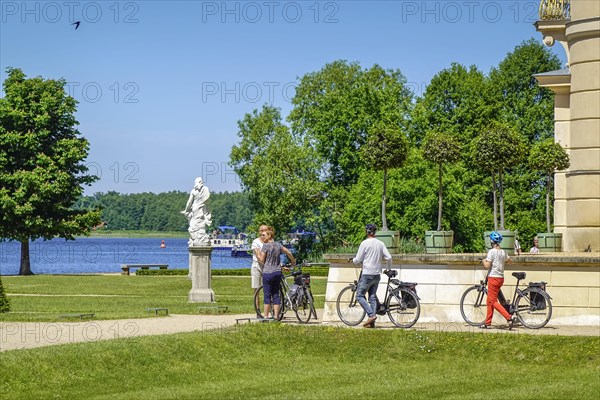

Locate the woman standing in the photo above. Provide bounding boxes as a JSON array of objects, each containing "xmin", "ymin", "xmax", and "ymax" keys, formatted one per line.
[
  {"xmin": 481, "ymin": 231, "xmax": 515, "ymax": 329},
  {"xmin": 258, "ymin": 226, "xmax": 296, "ymax": 319}
]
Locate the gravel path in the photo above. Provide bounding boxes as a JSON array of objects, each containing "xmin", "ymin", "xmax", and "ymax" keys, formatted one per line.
[{"xmin": 1, "ymin": 311, "xmax": 598, "ymax": 352}]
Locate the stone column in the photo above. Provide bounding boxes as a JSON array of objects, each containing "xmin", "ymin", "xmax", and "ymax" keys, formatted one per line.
[
  {"xmin": 188, "ymin": 246, "xmax": 215, "ymax": 303},
  {"xmin": 536, "ymin": 0, "xmax": 600, "ymax": 251},
  {"xmin": 562, "ymin": 0, "xmax": 600, "ymax": 251}
]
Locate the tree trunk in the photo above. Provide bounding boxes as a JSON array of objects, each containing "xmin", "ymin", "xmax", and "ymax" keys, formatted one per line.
[
  {"xmin": 437, "ymin": 163, "xmax": 443, "ymax": 231},
  {"xmin": 499, "ymin": 169, "xmax": 505, "ymax": 231},
  {"xmin": 491, "ymin": 170, "xmax": 498, "ymax": 231},
  {"xmin": 546, "ymin": 173, "xmax": 552, "ymax": 233},
  {"xmin": 19, "ymin": 240, "xmax": 33, "ymax": 276},
  {"xmin": 381, "ymin": 169, "xmax": 388, "ymax": 231}
]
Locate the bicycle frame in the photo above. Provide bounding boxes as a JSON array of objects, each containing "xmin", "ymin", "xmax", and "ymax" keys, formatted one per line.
[
  {"xmin": 461, "ymin": 271, "xmax": 553, "ymax": 329},
  {"xmin": 336, "ymin": 269, "xmax": 420, "ymax": 328}
]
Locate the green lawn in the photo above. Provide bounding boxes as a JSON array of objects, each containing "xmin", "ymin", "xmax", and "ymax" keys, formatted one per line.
[
  {"xmin": 1, "ymin": 275, "xmax": 599, "ymax": 399},
  {"xmin": 0, "ymin": 275, "xmax": 327, "ymax": 321},
  {"xmin": 0, "ymin": 324, "xmax": 598, "ymax": 399}
]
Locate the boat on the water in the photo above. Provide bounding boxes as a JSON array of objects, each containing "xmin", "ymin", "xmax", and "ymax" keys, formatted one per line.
[
  {"xmin": 231, "ymin": 244, "xmax": 252, "ymax": 257},
  {"xmin": 211, "ymin": 226, "xmax": 246, "ymax": 250}
]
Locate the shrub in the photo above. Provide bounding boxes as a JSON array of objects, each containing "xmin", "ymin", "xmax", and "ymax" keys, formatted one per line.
[{"xmin": 0, "ymin": 275, "xmax": 10, "ymax": 312}]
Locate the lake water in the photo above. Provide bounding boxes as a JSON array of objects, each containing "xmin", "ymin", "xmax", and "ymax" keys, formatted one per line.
[{"xmin": 0, "ymin": 237, "xmax": 253, "ymax": 275}]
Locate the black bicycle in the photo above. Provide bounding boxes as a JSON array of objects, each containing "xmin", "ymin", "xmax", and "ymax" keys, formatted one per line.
[
  {"xmin": 460, "ymin": 271, "xmax": 553, "ymax": 329},
  {"xmin": 336, "ymin": 269, "xmax": 420, "ymax": 328},
  {"xmin": 254, "ymin": 264, "xmax": 316, "ymax": 323}
]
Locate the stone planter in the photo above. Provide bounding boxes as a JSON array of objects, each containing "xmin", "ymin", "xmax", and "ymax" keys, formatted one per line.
[
  {"xmin": 484, "ymin": 230, "xmax": 516, "ymax": 256},
  {"xmin": 425, "ymin": 230, "xmax": 454, "ymax": 254},
  {"xmin": 375, "ymin": 230, "xmax": 400, "ymax": 254},
  {"xmin": 537, "ymin": 232, "xmax": 563, "ymax": 252}
]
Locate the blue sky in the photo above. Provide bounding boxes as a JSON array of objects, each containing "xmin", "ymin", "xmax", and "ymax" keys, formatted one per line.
[{"xmin": 0, "ymin": 0, "xmax": 566, "ymax": 195}]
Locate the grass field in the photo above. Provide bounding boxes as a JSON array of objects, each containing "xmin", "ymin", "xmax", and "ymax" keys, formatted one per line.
[
  {"xmin": 1, "ymin": 275, "xmax": 599, "ymax": 399},
  {"xmin": 0, "ymin": 275, "xmax": 327, "ymax": 321},
  {"xmin": 0, "ymin": 323, "xmax": 598, "ymax": 399}
]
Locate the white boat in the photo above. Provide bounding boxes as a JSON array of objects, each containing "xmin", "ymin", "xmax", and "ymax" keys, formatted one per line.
[{"xmin": 210, "ymin": 226, "xmax": 247, "ymax": 250}]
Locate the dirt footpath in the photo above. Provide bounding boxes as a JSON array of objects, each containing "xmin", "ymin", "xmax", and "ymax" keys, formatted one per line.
[{"xmin": 1, "ymin": 311, "xmax": 598, "ymax": 352}]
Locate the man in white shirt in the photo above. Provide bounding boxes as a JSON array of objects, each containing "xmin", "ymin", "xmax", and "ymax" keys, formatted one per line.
[{"xmin": 350, "ymin": 223, "xmax": 392, "ymax": 328}]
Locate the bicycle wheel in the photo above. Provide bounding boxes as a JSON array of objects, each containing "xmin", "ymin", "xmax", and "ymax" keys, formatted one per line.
[
  {"xmin": 254, "ymin": 286, "xmax": 286, "ymax": 320},
  {"xmin": 515, "ymin": 287, "xmax": 553, "ymax": 329},
  {"xmin": 254, "ymin": 286, "xmax": 268, "ymax": 319},
  {"xmin": 294, "ymin": 287, "xmax": 314, "ymax": 324},
  {"xmin": 275, "ymin": 286, "xmax": 287, "ymax": 321},
  {"xmin": 336, "ymin": 285, "xmax": 366, "ymax": 326},
  {"xmin": 460, "ymin": 285, "xmax": 488, "ymax": 326},
  {"xmin": 387, "ymin": 288, "xmax": 420, "ymax": 328}
]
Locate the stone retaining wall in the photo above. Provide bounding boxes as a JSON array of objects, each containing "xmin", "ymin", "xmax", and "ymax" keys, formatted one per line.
[{"xmin": 324, "ymin": 253, "xmax": 600, "ymax": 326}]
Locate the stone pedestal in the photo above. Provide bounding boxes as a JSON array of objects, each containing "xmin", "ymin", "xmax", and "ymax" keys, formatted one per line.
[{"xmin": 188, "ymin": 246, "xmax": 215, "ymax": 303}]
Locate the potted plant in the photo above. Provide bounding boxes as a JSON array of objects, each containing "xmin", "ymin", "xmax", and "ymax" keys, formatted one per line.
[
  {"xmin": 422, "ymin": 130, "xmax": 461, "ymax": 253},
  {"xmin": 473, "ymin": 121, "xmax": 526, "ymax": 254},
  {"xmin": 360, "ymin": 121, "xmax": 408, "ymax": 252},
  {"xmin": 529, "ymin": 138, "xmax": 570, "ymax": 252}
]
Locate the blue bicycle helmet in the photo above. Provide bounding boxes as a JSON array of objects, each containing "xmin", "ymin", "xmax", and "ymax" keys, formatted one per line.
[
  {"xmin": 490, "ymin": 231, "xmax": 503, "ymax": 244},
  {"xmin": 366, "ymin": 224, "xmax": 377, "ymax": 235}
]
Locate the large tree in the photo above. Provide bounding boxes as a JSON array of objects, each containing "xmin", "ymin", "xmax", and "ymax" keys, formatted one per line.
[
  {"xmin": 411, "ymin": 63, "xmax": 492, "ymax": 145},
  {"xmin": 488, "ymin": 38, "xmax": 561, "ymax": 142},
  {"xmin": 0, "ymin": 68, "xmax": 101, "ymax": 275},
  {"xmin": 289, "ymin": 61, "xmax": 412, "ymax": 187},
  {"xmin": 229, "ymin": 105, "xmax": 323, "ymax": 237}
]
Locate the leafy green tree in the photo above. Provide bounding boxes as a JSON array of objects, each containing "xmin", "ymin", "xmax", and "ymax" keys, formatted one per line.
[
  {"xmin": 529, "ymin": 139, "xmax": 570, "ymax": 233},
  {"xmin": 473, "ymin": 122, "xmax": 526, "ymax": 231},
  {"xmin": 411, "ymin": 63, "xmax": 491, "ymax": 145},
  {"xmin": 487, "ymin": 39, "xmax": 562, "ymax": 239},
  {"xmin": 488, "ymin": 39, "xmax": 562, "ymax": 142},
  {"xmin": 230, "ymin": 105, "xmax": 323, "ymax": 237},
  {"xmin": 289, "ymin": 61, "xmax": 412, "ymax": 187},
  {"xmin": 0, "ymin": 275, "xmax": 10, "ymax": 312},
  {"xmin": 0, "ymin": 68, "xmax": 101, "ymax": 275},
  {"xmin": 422, "ymin": 131, "xmax": 461, "ymax": 231},
  {"xmin": 360, "ymin": 121, "xmax": 408, "ymax": 231}
]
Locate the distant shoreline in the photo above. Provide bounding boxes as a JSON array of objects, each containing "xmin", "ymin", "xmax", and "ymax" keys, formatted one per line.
[{"xmin": 85, "ymin": 230, "xmax": 188, "ymax": 239}]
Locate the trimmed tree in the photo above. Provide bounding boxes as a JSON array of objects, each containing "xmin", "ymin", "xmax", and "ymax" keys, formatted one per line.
[
  {"xmin": 529, "ymin": 138, "xmax": 570, "ymax": 233},
  {"xmin": 422, "ymin": 131, "xmax": 461, "ymax": 231},
  {"xmin": 0, "ymin": 68, "xmax": 101, "ymax": 275},
  {"xmin": 473, "ymin": 122, "xmax": 526, "ymax": 230},
  {"xmin": 360, "ymin": 121, "xmax": 408, "ymax": 231}
]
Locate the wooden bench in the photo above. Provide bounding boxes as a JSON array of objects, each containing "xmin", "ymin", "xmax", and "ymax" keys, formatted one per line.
[
  {"xmin": 197, "ymin": 305, "xmax": 229, "ymax": 314},
  {"xmin": 60, "ymin": 313, "xmax": 95, "ymax": 320},
  {"xmin": 121, "ymin": 264, "xmax": 168, "ymax": 275},
  {"xmin": 146, "ymin": 307, "xmax": 169, "ymax": 315},
  {"xmin": 235, "ymin": 317, "xmax": 276, "ymax": 324}
]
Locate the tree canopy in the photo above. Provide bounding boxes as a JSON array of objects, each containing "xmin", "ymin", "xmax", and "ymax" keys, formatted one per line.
[
  {"xmin": 228, "ymin": 39, "xmax": 562, "ymax": 252},
  {"xmin": 0, "ymin": 68, "xmax": 101, "ymax": 274}
]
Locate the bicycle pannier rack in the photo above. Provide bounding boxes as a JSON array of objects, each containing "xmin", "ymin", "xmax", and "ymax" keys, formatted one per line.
[
  {"xmin": 294, "ymin": 273, "xmax": 310, "ymax": 287},
  {"xmin": 528, "ymin": 281, "xmax": 547, "ymax": 310},
  {"xmin": 400, "ymin": 282, "xmax": 419, "ymax": 309}
]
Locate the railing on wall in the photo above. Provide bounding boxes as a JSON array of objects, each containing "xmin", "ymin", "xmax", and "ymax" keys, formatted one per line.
[{"xmin": 539, "ymin": 0, "xmax": 571, "ymax": 20}]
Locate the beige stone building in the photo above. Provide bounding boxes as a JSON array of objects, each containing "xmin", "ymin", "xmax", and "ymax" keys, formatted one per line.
[{"xmin": 535, "ymin": 0, "xmax": 600, "ymax": 252}]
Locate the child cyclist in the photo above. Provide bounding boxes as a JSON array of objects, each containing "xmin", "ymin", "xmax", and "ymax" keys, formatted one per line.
[{"xmin": 480, "ymin": 231, "xmax": 516, "ymax": 329}]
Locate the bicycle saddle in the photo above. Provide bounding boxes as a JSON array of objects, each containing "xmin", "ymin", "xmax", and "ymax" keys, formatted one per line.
[
  {"xmin": 384, "ymin": 269, "xmax": 398, "ymax": 278},
  {"xmin": 512, "ymin": 272, "xmax": 526, "ymax": 280}
]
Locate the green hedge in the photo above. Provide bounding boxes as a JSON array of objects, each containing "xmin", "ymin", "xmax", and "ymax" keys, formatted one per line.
[
  {"xmin": 0, "ymin": 275, "xmax": 10, "ymax": 312},
  {"xmin": 136, "ymin": 266, "xmax": 330, "ymax": 277}
]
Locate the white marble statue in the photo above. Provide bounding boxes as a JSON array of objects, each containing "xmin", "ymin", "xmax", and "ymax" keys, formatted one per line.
[{"xmin": 181, "ymin": 177, "xmax": 212, "ymax": 246}]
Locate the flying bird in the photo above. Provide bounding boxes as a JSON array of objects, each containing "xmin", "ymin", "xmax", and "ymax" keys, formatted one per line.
[{"xmin": 71, "ymin": 21, "xmax": 81, "ymax": 30}]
